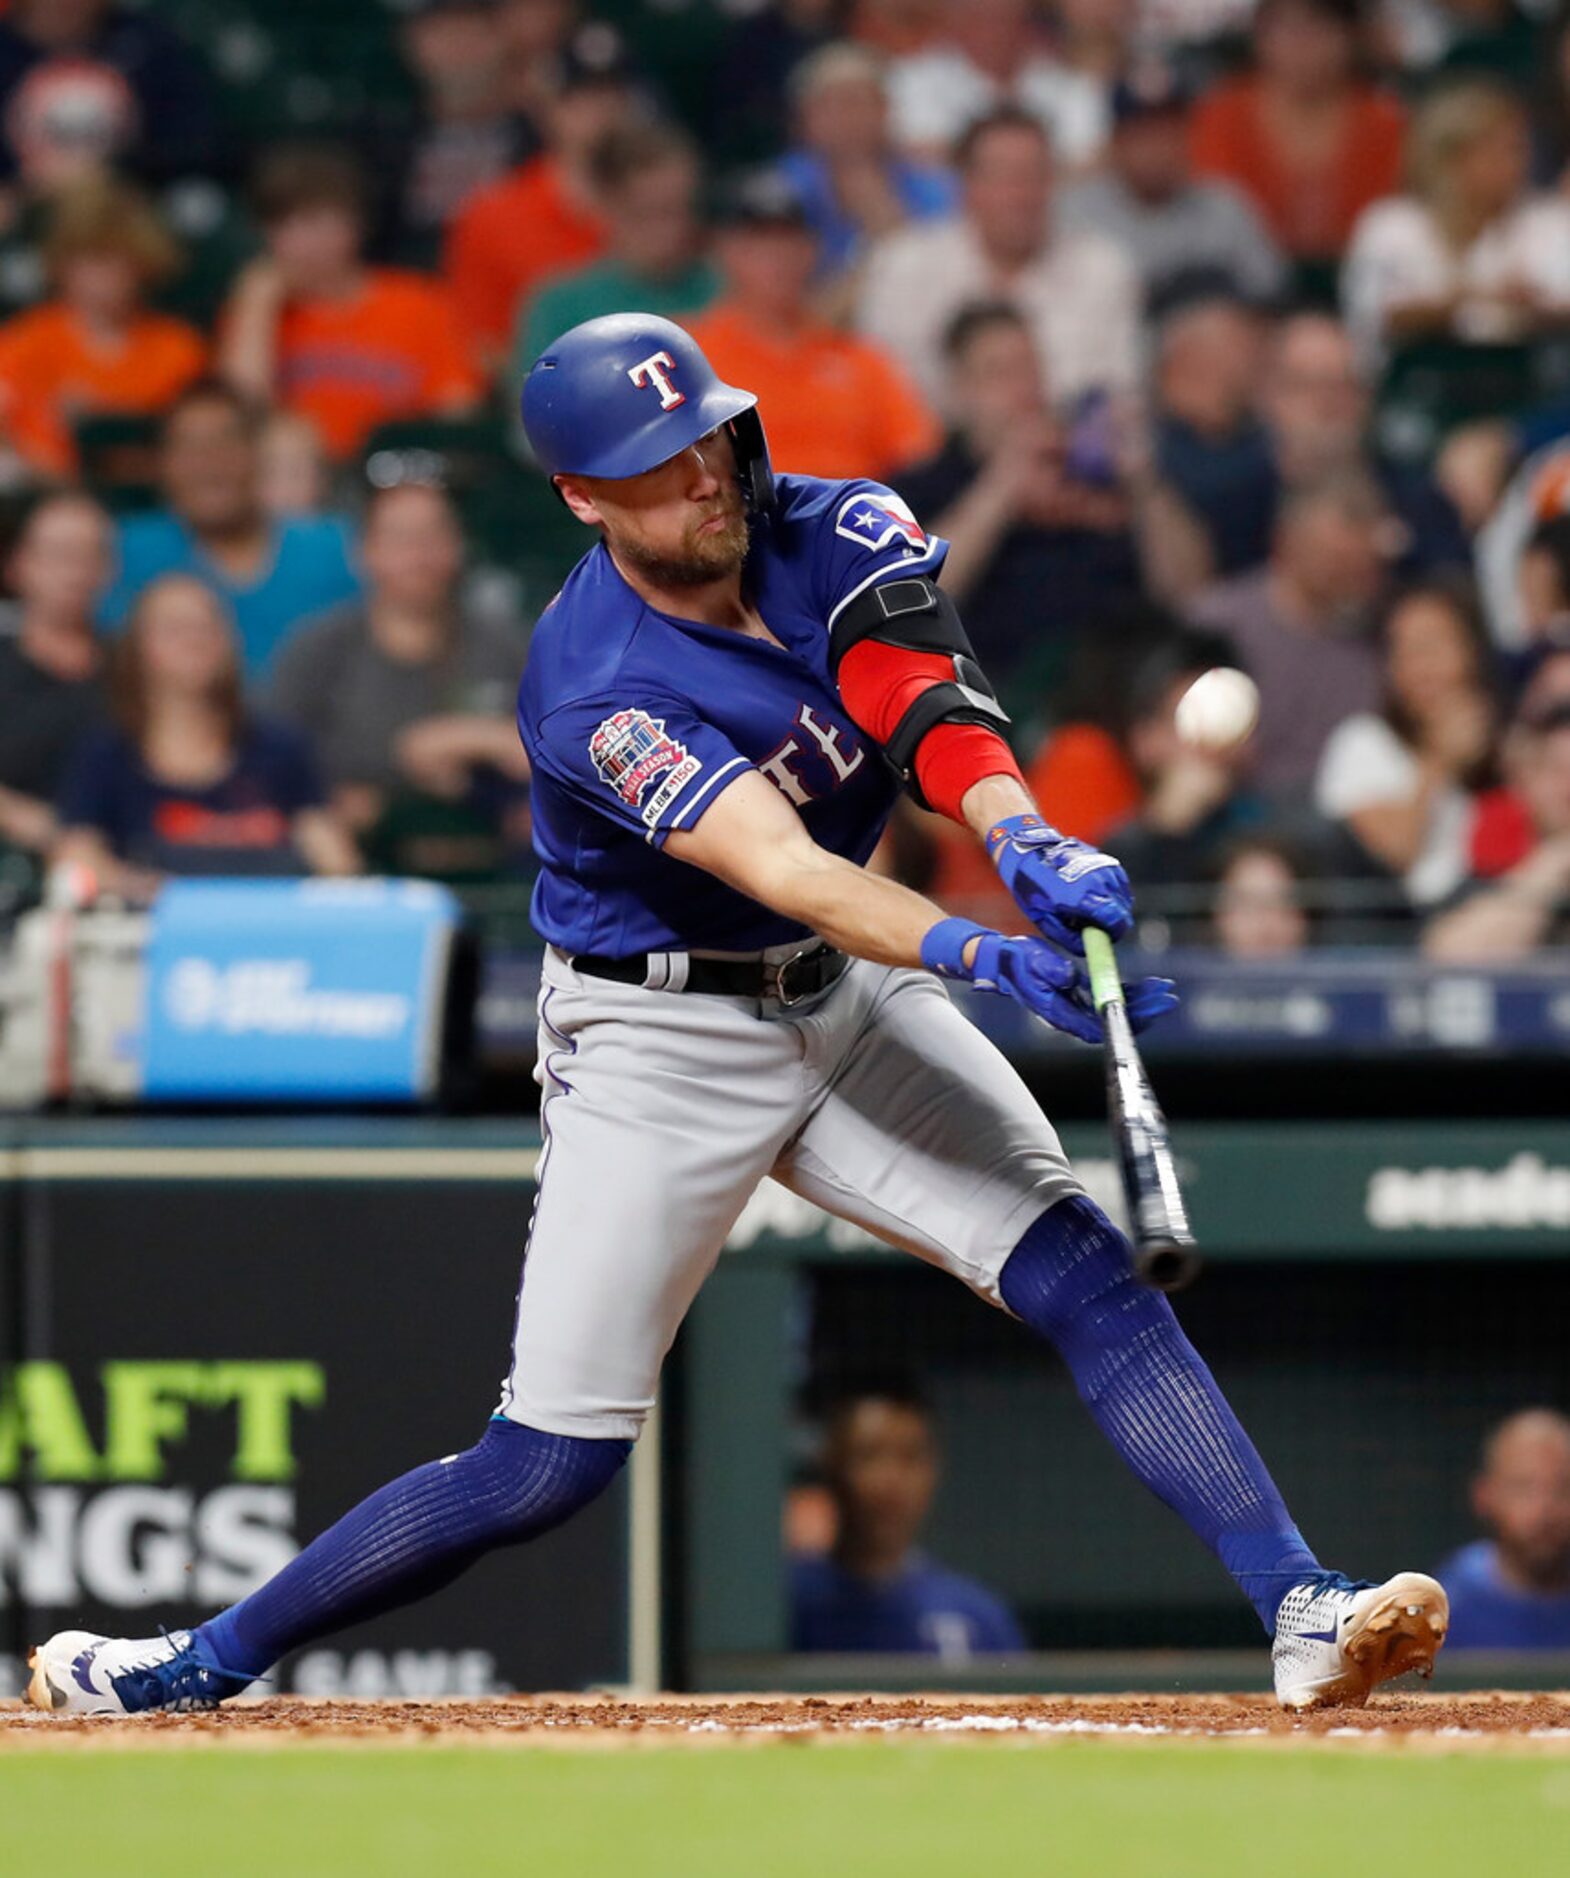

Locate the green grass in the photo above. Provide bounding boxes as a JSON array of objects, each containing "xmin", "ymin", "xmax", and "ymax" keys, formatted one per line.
[{"xmin": 3, "ymin": 1739, "xmax": 1567, "ymax": 1878}]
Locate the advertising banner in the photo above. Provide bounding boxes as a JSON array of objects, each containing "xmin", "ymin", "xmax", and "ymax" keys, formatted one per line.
[
  {"xmin": 141, "ymin": 880, "xmax": 459, "ymax": 1102},
  {"xmin": 0, "ymin": 1160, "xmax": 627, "ymax": 1699}
]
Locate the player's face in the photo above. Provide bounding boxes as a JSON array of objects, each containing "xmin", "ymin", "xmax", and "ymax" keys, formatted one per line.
[
  {"xmin": 829, "ymin": 1401, "xmax": 938, "ymax": 1560},
  {"xmin": 562, "ymin": 428, "xmax": 750, "ymax": 590}
]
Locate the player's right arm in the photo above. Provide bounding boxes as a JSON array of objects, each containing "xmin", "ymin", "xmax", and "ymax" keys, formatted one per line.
[
  {"xmin": 665, "ymin": 769, "xmax": 1174, "ymax": 1042},
  {"xmin": 667, "ymin": 768, "xmax": 963, "ymax": 970}
]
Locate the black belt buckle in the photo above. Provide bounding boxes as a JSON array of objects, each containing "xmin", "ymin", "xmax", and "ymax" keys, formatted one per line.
[{"xmin": 772, "ymin": 945, "xmax": 831, "ymax": 1007}]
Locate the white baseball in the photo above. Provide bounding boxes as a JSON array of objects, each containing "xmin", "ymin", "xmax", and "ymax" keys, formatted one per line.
[{"xmin": 1174, "ymin": 667, "xmax": 1259, "ymax": 752}]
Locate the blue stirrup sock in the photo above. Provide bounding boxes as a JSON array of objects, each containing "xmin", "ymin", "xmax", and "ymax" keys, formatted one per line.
[
  {"xmin": 198, "ymin": 1417, "xmax": 631, "ymax": 1681},
  {"xmin": 999, "ymin": 1196, "xmax": 1319, "ymax": 1631}
]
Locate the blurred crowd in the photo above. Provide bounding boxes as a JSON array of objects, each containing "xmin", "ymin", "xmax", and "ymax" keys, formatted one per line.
[{"xmin": 4, "ymin": 0, "xmax": 1570, "ymax": 962}]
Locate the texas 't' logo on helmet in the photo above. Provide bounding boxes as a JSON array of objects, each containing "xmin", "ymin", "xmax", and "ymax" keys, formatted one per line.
[
  {"xmin": 626, "ymin": 350, "xmax": 686, "ymax": 411},
  {"xmin": 833, "ymin": 490, "xmax": 927, "ymax": 553}
]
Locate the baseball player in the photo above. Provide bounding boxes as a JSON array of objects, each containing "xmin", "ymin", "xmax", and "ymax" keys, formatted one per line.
[{"xmin": 29, "ymin": 314, "xmax": 1446, "ymax": 1716}]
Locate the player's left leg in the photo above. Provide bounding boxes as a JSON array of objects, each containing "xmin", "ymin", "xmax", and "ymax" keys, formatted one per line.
[
  {"xmin": 27, "ymin": 1418, "xmax": 630, "ymax": 1715},
  {"xmin": 775, "ymin": 965, "xmax": 1446, "ymax": 1708}
]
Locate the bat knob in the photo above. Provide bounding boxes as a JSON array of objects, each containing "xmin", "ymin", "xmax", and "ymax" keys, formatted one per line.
[{"xmin": 1135, "ymin": 1240, "xmax": 1202, "ymax": 1294}]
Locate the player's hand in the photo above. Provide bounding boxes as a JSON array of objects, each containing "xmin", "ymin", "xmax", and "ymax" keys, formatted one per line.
[
  {"xmin": 921, "ymin": 916, "xmax": 1176, "ymax": 1045},
  {"xmin": 986, "ymin": 814, "xmax": 1134, "ymax": 953}
]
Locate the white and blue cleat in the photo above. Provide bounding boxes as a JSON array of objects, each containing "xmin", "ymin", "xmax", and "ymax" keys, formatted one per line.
[
  {"xmin": 1272, "ymin": 1570, "xmax": 1449, "ymax": 1710},
  {"xmin": 26, "ymin": 1628, "xmax": 251, "ymax": 1716}
]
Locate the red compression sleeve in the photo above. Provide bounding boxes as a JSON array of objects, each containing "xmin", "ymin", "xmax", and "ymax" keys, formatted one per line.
[{"xmin": 836, "ymin": 638, "xmax": 1024, "ymax": 825}]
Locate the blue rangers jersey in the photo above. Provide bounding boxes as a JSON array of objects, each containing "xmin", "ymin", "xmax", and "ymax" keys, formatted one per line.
[{"xmin": 518, "ymin": 472, "xmax": 948, "ymax": 956}]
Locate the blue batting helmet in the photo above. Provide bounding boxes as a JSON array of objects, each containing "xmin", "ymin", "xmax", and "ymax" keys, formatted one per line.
[{"xmin": 521, "ymin": 313, "xmax": 774, "ymax": 509}]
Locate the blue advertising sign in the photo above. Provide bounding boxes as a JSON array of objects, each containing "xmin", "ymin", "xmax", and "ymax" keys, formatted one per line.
[{"xmin": 142, "ymin": 880, "xmax": 459, "ymax": 1101}]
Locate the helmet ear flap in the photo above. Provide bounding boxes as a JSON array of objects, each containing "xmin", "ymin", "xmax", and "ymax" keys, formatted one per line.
[{"xmin": 727, "ymin": 407, "xmax": 775, "ymax": 513}]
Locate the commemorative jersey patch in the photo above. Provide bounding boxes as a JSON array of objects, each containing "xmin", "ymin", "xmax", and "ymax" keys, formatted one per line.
[
  {"xmin": 589, "ymin": 708, "xmax": 701, "ymax": 827},
  {"xmin": 834, "ymin": 489, "xmax": 927, "ymax": 554}
]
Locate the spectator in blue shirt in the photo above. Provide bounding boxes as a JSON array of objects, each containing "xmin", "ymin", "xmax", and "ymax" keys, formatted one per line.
[
  {"xmin": 774, "ymin": 42, "xmax": 956, "ymax": 295},
  {"xmin": 57, "ymin": 572, "xmax": 358, "ymax": 898},
  {"xmin": 100, "ymin": 381, "xmax": 361, "ymax": 682},
  {"xmin": 790, "ymin": 1378, "xmax": 1024, "ymax": 1660},
  {"xmin": 1436, "ymin": 1410, "xmax": 1570, "ymax": 1650}
]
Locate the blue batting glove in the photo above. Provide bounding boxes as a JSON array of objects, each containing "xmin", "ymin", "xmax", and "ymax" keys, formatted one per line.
[
  {"xmin": 986, "ymin": 814, "xmax": 1134, "ymax": 954},
  {"xmin": 921, "ymin": 916, "xmax": 1178, "ymax": 1045}
]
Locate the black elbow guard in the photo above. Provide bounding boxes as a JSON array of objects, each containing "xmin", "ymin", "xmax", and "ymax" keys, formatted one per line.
[{"xmin": 830, "ymin": 576, "xmax": 1010, "ymax": 803}]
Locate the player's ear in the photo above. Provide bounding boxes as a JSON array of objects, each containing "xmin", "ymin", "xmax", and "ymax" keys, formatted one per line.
[{"xmin": 555, "ymin": 475, "xmax": 604, "ymax": 528}]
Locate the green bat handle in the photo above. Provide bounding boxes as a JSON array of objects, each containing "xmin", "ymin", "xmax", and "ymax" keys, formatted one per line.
[{"xmin": 1082, "ymin": 927, "xmax": 1123, "ymax": 1013}]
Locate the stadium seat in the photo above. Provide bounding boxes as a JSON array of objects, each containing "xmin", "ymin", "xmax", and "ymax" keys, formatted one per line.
[
  {"xmin": 74, "ymin": 415, "xmax": 164, "ymax": 514},
  {"xmin": 1375, "ymin": 338, "xmax": 1570, "ymax": 466},
  {"xmin": 155, "ymin": 179, "xmax": 258, "ymax": 330},
  {"xmin": 147, "ymin": 0, "xmax": 417, "ymax": 160}
]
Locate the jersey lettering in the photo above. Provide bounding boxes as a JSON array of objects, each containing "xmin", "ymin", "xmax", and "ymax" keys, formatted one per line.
[
  {"xmin": 796, "ymin": 704, "xmax": 865, "ymax": 783},
  {"xmin": 627, "ymin": 350, "xmax": 686, "ymax": 411},
  {"xmin": 757, "ymin": 706, "xmax": 864, "ymax": 808},
  {"xmin": 757, "ymin": 739, "xmax": 812, "ymax": 807}
]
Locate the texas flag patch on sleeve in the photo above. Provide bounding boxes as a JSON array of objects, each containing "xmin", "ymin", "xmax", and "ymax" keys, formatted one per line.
[
  {"xmin": 834, "ymin": 489, "xmax": 928, "ymax": 553},
  {"xmin": 589, "ymin": 708, "xmax": 701, "ymax": 826}
]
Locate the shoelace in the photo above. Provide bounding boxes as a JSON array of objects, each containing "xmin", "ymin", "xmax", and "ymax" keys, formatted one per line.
[
  {"xmin": 109, "ymin": 1629, "xmax": 254, "ymax": 1715},
  {"xmin": 1293, "ymin": 1570, "xmax": 1375, "ymax": 1601}
]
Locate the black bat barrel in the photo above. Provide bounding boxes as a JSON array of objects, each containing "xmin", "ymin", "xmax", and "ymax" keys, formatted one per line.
[{"xmin": 1101, "ymin": 996, "xmax": 1202, "ymax": 1294}]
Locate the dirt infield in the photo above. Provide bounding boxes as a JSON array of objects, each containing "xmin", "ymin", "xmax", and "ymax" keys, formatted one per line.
[{"xmin": 4, "ymin": 1690, "xmax": 1570, "ymax": 1750}]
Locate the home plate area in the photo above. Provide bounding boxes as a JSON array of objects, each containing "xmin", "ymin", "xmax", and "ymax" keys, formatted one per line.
[{"xmin": 4, "ymin": 1691, "xmax": 1570, "ymax": 1749}]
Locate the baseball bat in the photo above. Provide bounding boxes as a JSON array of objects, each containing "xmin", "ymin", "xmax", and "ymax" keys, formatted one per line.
[{"xmin": 1082, "ymin": 928, "xmax": 1200, "ymax": 1293}]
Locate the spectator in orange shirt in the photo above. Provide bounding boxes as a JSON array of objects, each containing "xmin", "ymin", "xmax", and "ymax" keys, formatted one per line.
[
  {"xmin": 688, "ymin": 170, "xmax": 938, "ymax": 483},
  {"xmin": 218, "ymin": 145, "xmax": 482, "ymax": 462},
  {"xmin": 0, "ymin": 175, "xmax": 205, "ymax": 479},
  {"xmin": 444, "ymin": 28, "xmax": 639, "ymax": 374},
  {"xmin": 1190, "ymin": 0, "xmax": 1405, "ymax": 274}
]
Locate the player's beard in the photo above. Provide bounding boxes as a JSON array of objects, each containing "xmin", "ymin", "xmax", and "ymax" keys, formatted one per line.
[{"xmin": 612, "ymin": 494, "xmax": 750, "ymax": 589}]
